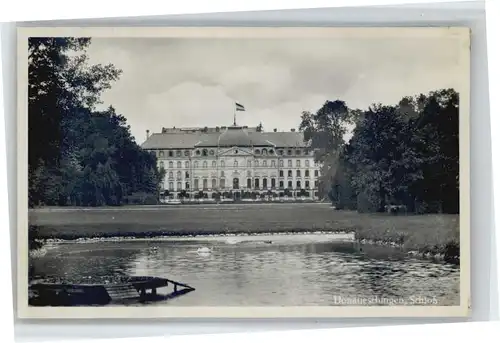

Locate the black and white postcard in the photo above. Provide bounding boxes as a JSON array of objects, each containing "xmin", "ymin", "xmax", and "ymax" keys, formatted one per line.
[{"xmin": 17, "ymin": 27, "xmax": 471, "ymax": 319}]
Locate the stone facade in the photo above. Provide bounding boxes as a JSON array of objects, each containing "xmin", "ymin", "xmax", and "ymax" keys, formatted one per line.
[{"xmin": 141, "ymin": 125, "xmax": 321, "ymax": 200}]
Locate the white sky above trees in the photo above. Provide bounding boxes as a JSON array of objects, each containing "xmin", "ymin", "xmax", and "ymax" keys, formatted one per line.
[{"xmin": 86, "ymin": 36, "xmax": 464, "ymax": 144}]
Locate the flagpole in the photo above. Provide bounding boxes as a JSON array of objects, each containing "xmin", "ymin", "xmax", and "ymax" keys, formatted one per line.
[{"xmin": 233, "ymin": 103, "xmax": 236, "ymax": 126}]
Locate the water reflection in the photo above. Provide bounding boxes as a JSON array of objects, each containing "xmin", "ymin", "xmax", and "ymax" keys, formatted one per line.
[{"xmin": 30, "ymin": 238, "xmax": 460, "ymax": 306}]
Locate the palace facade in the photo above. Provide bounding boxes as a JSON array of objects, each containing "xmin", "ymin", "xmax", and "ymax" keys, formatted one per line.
[{"xmin": 141, "ymin": 125, "xmax": 322, "ymax": 200}]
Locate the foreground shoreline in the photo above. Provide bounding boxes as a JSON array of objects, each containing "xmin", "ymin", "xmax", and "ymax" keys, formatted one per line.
[{"xmin": 29, "ymin": 204, "xmax": 460, "ymax": 264}]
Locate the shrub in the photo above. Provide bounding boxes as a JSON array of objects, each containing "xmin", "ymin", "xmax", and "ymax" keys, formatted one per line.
[
  {"xmin": 356, "ymin": 192, "xmax": 378, "ymax": 213},
  {"xmin": 444, "ymin": 240, "xmax": 460, "ymax": 265},
  {"xmin": 143, "ymin": 195, "xmax": 158, "ymax": 205},
  {"xmin": 29, "ymin": 225, "xmax": 43, "ymax": 250}
]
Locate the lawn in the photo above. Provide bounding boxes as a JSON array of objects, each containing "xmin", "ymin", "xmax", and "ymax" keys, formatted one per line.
[{"xmin": 29, "ymin": 203, "xmax": 459, "ymax": 256}]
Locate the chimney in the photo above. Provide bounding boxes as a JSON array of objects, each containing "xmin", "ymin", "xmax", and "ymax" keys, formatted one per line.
[
  {"xmin": 146, "ymin": 130, "xmax": 150, "ymax": 139},
  {"xmin": 273, "ymin": 128, "xmax": 277, "ymax": 132},
  {"xmin": 291, "ymin": 128, "xmax": 296, "ymax": 132}
]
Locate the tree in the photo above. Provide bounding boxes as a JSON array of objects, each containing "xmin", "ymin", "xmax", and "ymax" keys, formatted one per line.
[
  {"xmin": 299, "ymin": 100, "xmax": 354, "ymax": 198},
  {"xmin": 340, "ymin": 89, "xmax": 459, "ymax": 214},
  {"xmin": 28, "ymin": 38, "xmax": 164, "ymax": 207},
  {"xmin": 410, "ymin": 89, "xmax": 459, "ymax": 213},
  {"xmin": 298, "ymin": 89, "xmax": 459, "ymax": 214}
]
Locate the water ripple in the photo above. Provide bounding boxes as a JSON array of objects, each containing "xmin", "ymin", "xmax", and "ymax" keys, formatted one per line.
[{"xmin": 29, "ymin": 237, "xmax": 460, "ymax": 306}]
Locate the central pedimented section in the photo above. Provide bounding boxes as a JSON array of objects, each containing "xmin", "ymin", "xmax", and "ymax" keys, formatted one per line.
[{"xmin": 218, "ymin": 147, "xmax": 253, "ymax": 157}]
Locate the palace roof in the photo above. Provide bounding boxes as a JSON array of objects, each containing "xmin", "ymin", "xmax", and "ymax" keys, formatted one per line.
[{"xmin": 141, "ymin": 126, "xmax": 308, "ymax": 150}]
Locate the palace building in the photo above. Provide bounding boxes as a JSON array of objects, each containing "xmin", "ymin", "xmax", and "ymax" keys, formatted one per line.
[{"xmin": 141, "ymin": 124, "xmax": 322, "ymax": 201}]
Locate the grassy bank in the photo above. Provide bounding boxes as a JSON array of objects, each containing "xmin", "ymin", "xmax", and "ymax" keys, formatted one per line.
[{"xmin": 29, "ymin": 204, "xmax": 460, "ymax": 263}]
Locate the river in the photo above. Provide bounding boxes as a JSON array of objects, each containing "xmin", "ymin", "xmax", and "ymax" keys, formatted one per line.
[{"xmin": 29, "ymin": 233, "xmax": 460, "ymax": 306}]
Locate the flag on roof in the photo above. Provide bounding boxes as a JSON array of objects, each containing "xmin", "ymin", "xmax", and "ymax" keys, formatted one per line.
[{"xmin": 235, "ymin": 102, "xmax": 246, "ymax": 111}]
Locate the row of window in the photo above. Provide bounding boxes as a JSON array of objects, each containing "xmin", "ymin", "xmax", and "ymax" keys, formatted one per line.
[
  {"xmin": 167, "ymin": 179, "xmax": 319, "ymax": 190},
  {"xmin": 154, "ymin": 148, "xmax": 313, "ymax": 158},
  {"xmin": 160, "ymin": 159, "xmax": 317, "ymax": 169},
  {"xmin": 167, "ymin": 169, "xmax": 319, "ymax": 180}
]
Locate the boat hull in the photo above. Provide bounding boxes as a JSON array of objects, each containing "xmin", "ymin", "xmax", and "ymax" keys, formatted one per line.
[{"xmin": 28, "ymin": 276, "xmax": 195, "ymax": 306}]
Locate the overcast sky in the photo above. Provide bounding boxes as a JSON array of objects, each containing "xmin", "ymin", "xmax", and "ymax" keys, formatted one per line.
[{"xmin": 86, "ymin": 35, "xmax": 463, "ymax": 144}]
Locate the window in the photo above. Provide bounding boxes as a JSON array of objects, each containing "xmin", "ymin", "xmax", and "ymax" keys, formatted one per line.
[
  {"xmin": 314, "ymin": 160, "xmax": 319, "ymax": 166},
  {"xmin": 314, "ymin": 170, "xmax": 319, "ymax": 177},
  {"xmin": 169, "ymin": 182, "xmax": 174, "ymax": 190},
  {"xmin": 263, "ymin": 178, "xmax": 268, "ymax": 189},
  {"xmin": 279, "ymin": 180, "xmax": 284, "ymax": 188},
  {"xmin": 176, "ymin": 150, "xmax": 181, "ymax": 157},
  {"xmin": 221, "ymin": 160, "xmax": 225, "ymax": 167},
  {"xmin": 184, "ymin": 150, "xmax": 190, "ymax": 156},
  {"xmin": 196, "ymin": 150, "xmax": 201, "ymax": 156},
  {"xmin": 269, "ymin": 149, "xmax": 274, "ymax": 154},
  {"xmin": 247, "ymin": 178, "xmax": 252, "ymax": 188},
  {"xmin": 169, "ymin": 161, "xmax": 174, "ymax": 168},
  {"xmin": 287, "ymin": 150, "xmax": 292, "ymax": 155},
  {"xmin": 314, "ymin": 180, "xmax": 319, "ymax": 188},
  {"xmin": 271, "ymin": 178, "xmax": 276, "ymax": 188},
  {"xmin": 220, "ymin": 171, "xmax": 225, "ymax": 177},
  {"xmin": 194, "ymin": 179, "xmax": 199, "ymax": 190},
  {"xmin": 159, "ymin": 151, "xmax": 165, "ymax": 157},
  {"xmin": 168, "ymin": 151, "xmax": 174, "ymax": 157},
  {"xmin": 212, "ymin": 161, "xmax": 217, "ymax": 168},
  {"xmin": 220, "ymin": 178, "xmax": 226, "ymax": 188},
  {"xmin": 194, "ymin": 161, "xmax": 199, "ymax": 169},
  {"xmin": 296, "ymin": 150, "xmax": 301, "ymax": 155},
  {"xmin": 234, "ymin": 160, "xmax": 238, "ymax": 167},
  {"xmin": 255, "ymin": 149, "xmax": 261, "ymax": 155},
  {"xmin": 279, "ymin": 160, "xmax": 284, "ymax": 167},
  {"xmin": 176, "ymin": 171, "xmax": 182, "ymax": 179},
  {"xmin": 305, "ymin": 170, "xmax": 310, "ymax": 177},
  {"xmin": 168, "ymin": 171, "xmax": 173, "ymax": 179},
  {"xmin": 177, "ymin": 161, "xmax": 182, "ymax": 168},
  {"xmin": 288, "ymin": 160, "xmax": 292, "ymax": 167},
  {"xmin": 296, "ymin": 160, "xmax": 301, "ymax": 168},
  {"xmin": 297, "ymin": 180, "xmax": 301, "ymax": 188},
  {"xmin": 296, "ymin": 170, "xmax": 301, "ymax": 177},
  {"xmin": 288, "ymin": 170, "xmax": 292, "ymax": 177},
  {"xmin": 247, "ymin": 170, "xmax": 252, "ymax": 177},
  {"xmin": 203, "ymin": 161, "xmax": 208, "ymax": 168},
  {"xmin": 185, "ymin": 161, "xmax": 189, "ymax": 168},
  {"xmin": 288, "ymin": 181, "xmax": 292, "ymax": 188},
  {"xmin": 185, "ymin": 182, "xmax": 190, "ymax": 189},
  {"xmin": 177, "ymin": 182, "xmax": 182, "ymax": 189},
  {"xmin": 159, "ymin": 161, "xmax": 164, "ymax": 168},
  {"xmin": 255, "ymin": 160, "xmax": 259, "ymax": 167},
  {"xmin": 262, "ymin": 149, "xmax": 268, "ymax": 155},
  {"xmin": 247, "ymin": 160, "xmax": 252, "ymax": 167},
  {"xmin": 271, "ymin": 160, "xmax": 276, "ymax": 168},
  {"xmin": 305, "ymin": 160, "xmax": 310, "ymax": 167},
  {"xmin": 203, "ymin": 179, "xmax": 208, "ymax": 190},
  {"xmin": 254, "ymin": 178, "xmax": 260, "ymax": 189},
  {"xmin": 202, "ymin": 149, "xmax": 208, "ymax": 156},
  {"xmin": 209, "ymin": 150, "xmax": 215, "ymax": 156},
  {"xmin": 279, "ymin": 170, "xmax": 284, "ymax": 177},
  {"xmin": 305, "ymin": 181, "xmax": 310, "ymax": 189},
  {"xmin": 263, "ymin": 160, "xmax": 267, "ymax": 167},
  {"xmin": 212, "ymin": 178, "xmax": 217, "ymax": 189},
  {"xmin": 278, "ymin": 150, "xmax": 284, "ymax": 155}
]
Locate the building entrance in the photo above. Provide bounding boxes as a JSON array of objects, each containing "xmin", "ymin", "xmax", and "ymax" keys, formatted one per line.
[{"xmin": 232, "ymin": 178, "xmax": 241, "ymax": 201}]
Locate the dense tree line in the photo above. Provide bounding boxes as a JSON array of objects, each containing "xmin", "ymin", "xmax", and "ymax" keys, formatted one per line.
[
  {"xmin": 28, "ymin": 38, "xmax": 164, "ymax": 207},
  {"xmin": 300, "ymin": 89, "xmax": 459, "ymax": 214}
]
